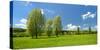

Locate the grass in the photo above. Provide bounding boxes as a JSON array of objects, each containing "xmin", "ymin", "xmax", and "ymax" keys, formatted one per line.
[{"xmin": 13, "ymin": 34, "xmax": 97, "ymax": 49}]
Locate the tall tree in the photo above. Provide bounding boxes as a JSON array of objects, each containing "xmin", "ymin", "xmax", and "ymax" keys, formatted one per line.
[
  {"xmin": 53, "ymin": 16, "xmax": 62, "ymax": 37},
  {"xmin": 77, "ymin": 27, "xmax": 80, "ymax": 35},
  {"xmin": 89, "ymin": 26, "xmax": 91, "ymax": 34},
  {"xmin": 38, "ymin": 14, "xmax": 46, "ymax": 36},
  {"xmin": 27, "ymin": 8, "xmax": 45, "ymax": 39},
  {"xmin": 45, "ymin": 19, "xmax": 52, "ymax": 37}
]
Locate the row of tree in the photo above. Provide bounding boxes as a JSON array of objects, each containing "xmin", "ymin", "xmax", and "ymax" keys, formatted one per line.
[
  {"xmin": 13, "ymin": 28, "xmax": 26, "ymax": 33},
  {"xmin": 26, "ymin": 8, "xmax": 97, "ymax": 39},
  {"xmin": 45, "ymin": 16, "xmax": 62, "ymax": 37},
  {"xmin": 27, "ymin": 8, "xmax": 62, "ymax": 39},
  {"xmin": 76, "ymin": 26, "xmax": 91, "ymax": 35},
  {"xmin": 12, "ymin": 26, "xmax": 96, "ymax": 37}
]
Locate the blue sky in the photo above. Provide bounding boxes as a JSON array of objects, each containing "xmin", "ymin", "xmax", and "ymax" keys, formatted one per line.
[{"xmin": 12, "ymin": 1, "xmax": 97, "ymax": 30}]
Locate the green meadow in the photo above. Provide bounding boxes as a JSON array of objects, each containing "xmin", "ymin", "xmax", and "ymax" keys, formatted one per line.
[{"xmin": 13, "ymin": 34, "xmax": 97, "ymax": 49}]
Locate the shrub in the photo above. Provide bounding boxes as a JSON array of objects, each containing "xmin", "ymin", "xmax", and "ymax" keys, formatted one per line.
[{"xmin": 13, "ymin": 32, "xmax": 30, "ymax": 37}]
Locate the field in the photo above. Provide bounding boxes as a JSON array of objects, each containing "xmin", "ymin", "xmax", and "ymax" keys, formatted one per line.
[{"xmin": 13, "ymin": 34, "xmax": 97, "ymax": 49}]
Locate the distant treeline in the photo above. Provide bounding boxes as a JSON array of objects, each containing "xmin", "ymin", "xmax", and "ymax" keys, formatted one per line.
[
  {"xmin": 12, "ymin": 28, "xmax": 26, "ymax": 32},
  {"xmin": 11, "ymin": 27, "xmax": 97, "ymax": 37},
  {"xmin": 12, "ymin": 28, "xmax": 97, "ymax": 33}
]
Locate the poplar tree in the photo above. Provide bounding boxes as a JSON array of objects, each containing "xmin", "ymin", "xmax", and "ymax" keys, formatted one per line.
[{"xmin": 27, "ymin": 8, "xmax": 45, "ymax": 39}]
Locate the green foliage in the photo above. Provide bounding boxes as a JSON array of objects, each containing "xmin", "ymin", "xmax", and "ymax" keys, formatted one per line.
[
  {"xmin": 45, "ymin": 19, "xmax": 53, "ymax": 37},
  {"xmin": 89, "ymin": 26, "xmax": 91, "ymax": 34},
  {"xmin": 12, "ymin": 28, "xmax": 28, "ymax": 37},
  {"xmin": 77, "ymin": 27, "xmax": 80, "ymax": 35},
  {"xmin": 53, "ymin": 16, "xmax": 62, "ymax": 37},
  {"xmin": 13, "ymin": 28, "xmax": 26, "ymax": 32},
  {"xmin": 13, "ymin": 32, "xmax": 30, "ymax": 37},
  {"xmin": 27, "ymin": 8, "xmax": 45, "ymax": 39}
]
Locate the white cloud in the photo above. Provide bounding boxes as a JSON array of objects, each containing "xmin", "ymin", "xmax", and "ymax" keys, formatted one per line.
[
  {"xmin": 63, "ymin": 23, "xmax": 97, "ymax": 31},
  {"xmin": 15, "ymin": 24, "xmax": 26, "ymax": 29},
  {"xmin": 81, "ymin": 12, "xmax": 96, "ymax": 20},
  {"xmin": 40, "ymin": 9, "xmax": 44, "ymax": 14},
  {"xmin": 64, "ymin": 24, "xmax": 80, "ymax": 30},
  {"xmin": 14, "ymin": 18, "xmax": 27, "ymax": 29},
  {"xmin": 20, "ymin": 18, "xmax": 27, "ymax": 24}
]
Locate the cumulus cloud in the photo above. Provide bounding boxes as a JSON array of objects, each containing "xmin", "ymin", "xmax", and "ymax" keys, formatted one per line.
[
  {"xmin": 81, "ymin": 12, "xmax": 96, "ymax": 20},
  {"xmin": 20, "ymin": 18, "xmax": 27, "ymax": 24},
  {"xmin": 64, "ymin": 24, "xmax": 80, "ymax": 30},
  {"xmin": 40, "ymin": 9, "xmax": 44, "ymax": 14},
  {"xmin": 15, "ymin": 18, "xmax": 27, "ymax": 29},
  {"xmin": 15, "ymin": 24, "xmax": 26, "ymax": 29}
]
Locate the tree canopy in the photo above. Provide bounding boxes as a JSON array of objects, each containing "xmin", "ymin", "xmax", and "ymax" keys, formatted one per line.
[{"xmin": 27, "ymin": 8, "xmax": 45, "ymax": 38}]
